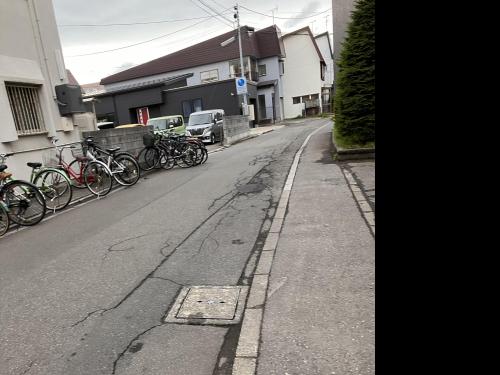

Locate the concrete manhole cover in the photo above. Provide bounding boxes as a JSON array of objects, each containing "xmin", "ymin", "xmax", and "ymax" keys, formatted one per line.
[{"xmin": 165, "ymin": 286, "xmax": 248, "ymax": 325}]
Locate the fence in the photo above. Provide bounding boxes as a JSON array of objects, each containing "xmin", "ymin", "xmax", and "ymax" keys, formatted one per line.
[{"xmin": 81, "ymin": 125, "xmax": 153, "ymax": 158}]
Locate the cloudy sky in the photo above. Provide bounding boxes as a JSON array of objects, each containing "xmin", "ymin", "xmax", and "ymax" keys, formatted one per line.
[{"xmin": 52, "ymin": 0, "xmax": 332, "ymax": 85}]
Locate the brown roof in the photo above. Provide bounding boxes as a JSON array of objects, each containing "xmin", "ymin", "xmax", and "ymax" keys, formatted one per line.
[
  {"xmin": 66, "ymin": 69, "xmax": 80, "ymax": 86},
  {"xmin": 282, "ymin": 26, "xmax": 326, "ymax": 64},
  {"xmin": 100, "ymin": 25, "xmax": 284, "ymax": 85}
]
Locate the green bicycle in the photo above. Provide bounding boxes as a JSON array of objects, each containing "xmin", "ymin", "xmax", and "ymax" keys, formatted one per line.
[
  {"xmin": 0, "ymin": 153, "xmax": 47, "ymax": 228},
  {"xmin": 26, "ymin": 160, "xmax": 73, "ymax": 212}
]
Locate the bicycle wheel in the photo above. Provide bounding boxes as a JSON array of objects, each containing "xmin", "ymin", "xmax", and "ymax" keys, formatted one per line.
[
  {"xmin": 1, "ymin": 180, "xmax": 46, "ymax": 226},
  {"xmin": 112, "ymin": 154, "xmax": 140, "ymax": 186},
  {"xmin": 137, "ymin": 147, "xmax": 159, "ymax": 171},
  {"xmin": 177, "ymin": 144, "xmax": 196, "ymax": 168},
  {"xmin": 67, "ymin": 159, "xmax": 88, "ymax": 189},
  {"xmin": 83, "ymin": 161, "xmax": 113, "ymax": 196},
  {"xmin": 33, "ymin": 169, "xmax": 73, "ymax": 211},
  {"xmin": 0, "ymin": 203, "xmax": 9, "ymax": 237},
  {"xmin": 160, "ymin": 149, "xmax": 175, "ymax": 170}
]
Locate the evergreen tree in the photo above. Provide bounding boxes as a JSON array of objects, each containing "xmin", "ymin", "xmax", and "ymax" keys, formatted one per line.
[{"xmin": 334, "ymin": 0, "xmax": 375, "ymax": 145}]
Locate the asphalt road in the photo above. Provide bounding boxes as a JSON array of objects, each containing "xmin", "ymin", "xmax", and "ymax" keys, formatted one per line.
[{"xmin": 0, "ymin": 119, "xmax": 330, "ymax": 375}]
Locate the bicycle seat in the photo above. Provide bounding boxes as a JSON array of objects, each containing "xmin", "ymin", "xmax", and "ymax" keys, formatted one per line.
[
  {"xmin": 0, "ymin": 165, "xmax": 7, "ymax": 172},
  {"xmin": 106, "ymin": 147, "xmax": 120, "ymax": 154},
  {"xmin": 27, "ymin": 162, "xmax": 42, "ymax": 169}
]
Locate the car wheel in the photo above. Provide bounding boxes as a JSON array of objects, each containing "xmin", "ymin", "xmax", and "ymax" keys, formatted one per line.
[{"xmin": 211, "ymin": 133, "xmax": 216, "ymax": 144}]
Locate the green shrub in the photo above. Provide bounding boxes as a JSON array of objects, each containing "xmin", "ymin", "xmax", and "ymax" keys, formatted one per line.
[{"xmin": 334, "ymin": 0, "xmax": 375, "ymax": 146}]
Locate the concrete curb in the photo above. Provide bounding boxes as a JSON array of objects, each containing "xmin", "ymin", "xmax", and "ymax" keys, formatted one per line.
[
  {"xmin": 331, "ymin": 127, "xmax": 375, "ymax": 161},
  {"xmin": 341, "ymin": 169, "xmax": 375, "ymax": 236},
  {"xmin": 232, "ymin": 122, "xmax": 329, "ymax": 375}
]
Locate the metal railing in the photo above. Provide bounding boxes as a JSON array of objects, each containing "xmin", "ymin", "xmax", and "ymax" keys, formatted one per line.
[{"xmin": 5, "ymin": 83, "xmax": 47, "ymax": 136}]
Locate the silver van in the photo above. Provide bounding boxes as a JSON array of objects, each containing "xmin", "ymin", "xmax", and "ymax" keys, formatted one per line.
[{"xmin": 186, "ymin": 109, "xmax": 224, "ymax": 144}]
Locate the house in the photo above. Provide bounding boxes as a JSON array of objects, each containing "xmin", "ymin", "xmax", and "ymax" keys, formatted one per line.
[
  {"xmin": 94, "ymin": 25, "xmax": 286, "ymax": 126},
  {"xmin": 0, "ymin": 0, "xmax": 92, "ymax": 179},
  {"xmin": 280, "ymin": 27, "xmax": 326, "ymax": 118},
  {"xmin": 314, "ymin": 32, "xmax": 334, "ymax": 112}
]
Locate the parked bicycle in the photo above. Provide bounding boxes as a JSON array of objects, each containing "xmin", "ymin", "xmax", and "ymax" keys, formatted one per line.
[
  {"xmin": 26, "ymin": 160, "xmax": 72, "ymax": 212},
  {"xmin": 0, "ymin": 153, "xmax": 47, "ymax": 229},
  {"xmin": 83, "ymin": 137, "xmax": 140, "ymax": 187},
  {"xmin": 51, "ymin": 138, "xmax": 114, "ymax": 197}
]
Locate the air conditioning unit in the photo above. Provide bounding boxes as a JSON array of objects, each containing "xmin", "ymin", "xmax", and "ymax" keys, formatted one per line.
[{"xmin": 55, "ymin": 84, "xmax": 87, "ymax": 116}]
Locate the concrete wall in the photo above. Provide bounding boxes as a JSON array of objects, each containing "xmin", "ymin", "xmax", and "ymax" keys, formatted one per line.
[
  {"xmin": 82, "ymin": 126, "xmax": 153, "ymax": 159},
  {"xmin": 222, "ymin": 115, "xmax": 250, "ymax": 146},
  {"xmin": 281, "ymin": 33, "xmax": 324, "ymax": 119},
  {"xmin": 332, "ymin": 0, "xmax": 356, "ymax": 79},
  {"xmin": 0, "ymin": 0, "xmax": 81, "ymax": 180}
]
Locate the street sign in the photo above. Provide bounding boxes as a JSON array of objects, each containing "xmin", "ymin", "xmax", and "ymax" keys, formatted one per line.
[{"xmin": 235, "ymin": 77, "xmax": 247, "ymax": 95}]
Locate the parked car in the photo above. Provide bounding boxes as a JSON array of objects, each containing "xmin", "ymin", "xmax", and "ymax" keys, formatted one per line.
[
  {"xmin": 115, "ymin": 123, "xmax": 144, "ymax": 129},
  {"xmin": 147, "ymin": 115, "xmax": 186, "ymax": 135},
  {"xmin": 186, "ymin": 109, "xmax": 224, "ymax": 144}
]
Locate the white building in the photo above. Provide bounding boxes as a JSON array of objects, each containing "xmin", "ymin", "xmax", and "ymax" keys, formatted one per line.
[
  {"xmin": 314, "ymin": 32, "xmax": 334, "ymax": 112},
  {"xmin": 281, "ymin": 27, "xmax": 327, "ymax": 119},
  {"xmin": 0, "ymin": 0, "xmax": 91, "ymax": 180}
]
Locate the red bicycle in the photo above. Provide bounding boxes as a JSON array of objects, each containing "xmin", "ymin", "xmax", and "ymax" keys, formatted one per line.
[{"xmin": 49, "ymin": 138, "xmax": 88, "ymax": 189}]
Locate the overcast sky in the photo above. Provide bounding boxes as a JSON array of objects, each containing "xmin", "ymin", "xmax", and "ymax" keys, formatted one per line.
[{"xmin": 52, "ymin": 0, "xmax": 333, "ymax": 84}]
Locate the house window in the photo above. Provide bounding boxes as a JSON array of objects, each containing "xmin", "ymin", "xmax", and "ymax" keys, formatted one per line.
[
  {"xmin": 200, "ymin": 69, "xmax": 219, "ymax": 83},
  {"xmin": 292, "ymin": 96, "xmax": 301, "ymax": 104},
  {"xmin": 279, "ymin": 60, "xmax": 284, "ymax": 75},
  {"xmin": 182, "ymin": 98, "xmax": 203, "ymax": 118},
  {"xmin": 5, "ymin": 83, "xmax": 46, "ymax": 135},
  {"xmin": 258, "ymin": 64, "xmax": 267, "ymax": 77}
]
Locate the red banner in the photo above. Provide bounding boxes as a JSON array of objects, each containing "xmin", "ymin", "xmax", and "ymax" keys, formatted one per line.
[{"xmin": 136, "ymin": 107, "xmax": 149, "ymax": 125}]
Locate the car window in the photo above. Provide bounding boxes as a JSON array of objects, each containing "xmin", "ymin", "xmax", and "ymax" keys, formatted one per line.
[
  {"xmin": 148, "ymin": 118, "xmax": 167, "ymax": 130},
  {"xmin": 167, "ymin": 117, "xmax": 183, "ymax": 127},
  {"xmin": 189, "ymin": 113, "xmax": 212, "ymax": 126}
]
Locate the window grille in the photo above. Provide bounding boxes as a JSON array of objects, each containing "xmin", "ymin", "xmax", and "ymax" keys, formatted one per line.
[{"xmin": 5, "ymin": 83, "xmax": 46, "ymax": 135}]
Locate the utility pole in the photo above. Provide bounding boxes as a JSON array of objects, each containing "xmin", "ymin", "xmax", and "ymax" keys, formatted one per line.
[{"xmin": 234, "ymin": 4, "xmax": 248, "ymax": 113}]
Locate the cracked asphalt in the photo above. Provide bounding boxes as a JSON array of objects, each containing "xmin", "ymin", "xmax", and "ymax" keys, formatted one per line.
[{"xmin": 0, "ymin": 119, "xmax": 330, "ymax": 375}]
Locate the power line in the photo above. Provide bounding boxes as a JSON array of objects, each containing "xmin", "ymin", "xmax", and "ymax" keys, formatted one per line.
[
  {"xmin": 239, "ymin": 5, "xmax": 331, "ymax": 20},
  {"xmin": 65, "ymin": 16, "xmax": 216, "ymax": 57},
  {"xmin": 190, "ymin": 0, "xmax": 234, "ymax": 28},
  {"xmin": 57, "ymin": 14, "xmax": 220, "ymax": 27}
]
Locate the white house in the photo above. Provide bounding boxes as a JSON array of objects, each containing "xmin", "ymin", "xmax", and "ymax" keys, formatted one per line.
[
  {"xmin": 280, "ymin": 27, "xmax": 326, "ymax": 119},
  {"xmin": 0, "ymin": 0, "xmax": 91, "ymax": 180},
  {"xmin": 315, "ymin": 32, "xmax": 334, "ymax": 112}
]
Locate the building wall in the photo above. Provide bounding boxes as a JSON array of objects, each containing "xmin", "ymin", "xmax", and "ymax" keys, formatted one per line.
[
  {"xmin": 332, "ymin": 0, "xmax": 356, "ymax": 79},
  {"xmin": 0, "ymin": 0, "xmax": 81, "ymax": 180},
  {"xmin": 104, "ymin": 60, "xmax": 233, "ymax": 92},
  {"xmin": 256, "ymin": 56, "xmax": 283, "ymax": 121},
  {"xmin": 163, "ymin": 79, "xmax": 245, "ymax": 117},
  {"xmin": 281, "ymin": 34, "xmax": 324, "ymax": 119},
  {"xmin": 315, "ymin": 35, "xmax": 334, "ymax": 86}
]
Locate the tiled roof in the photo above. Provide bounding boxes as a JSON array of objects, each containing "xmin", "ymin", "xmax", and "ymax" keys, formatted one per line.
[
  {"xmin": 66, "ymin": 69, "xmax": 80, "ymax": 86},
  {"xmin": 90, "ymin": 73, "xmax": 192, "ymax": 97},
  {"xmin": 100, "ymin": 25, "xmax": 284, "ymax": 85}
]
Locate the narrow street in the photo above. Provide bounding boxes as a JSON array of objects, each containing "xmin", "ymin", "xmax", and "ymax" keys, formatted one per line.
[{"xmin": 0, "ymin": 119, "xmax": 330, "ymax": 375}]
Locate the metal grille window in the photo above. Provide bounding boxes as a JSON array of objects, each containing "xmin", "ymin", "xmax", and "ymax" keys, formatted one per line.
[{"xmin": 5, "ymin": 83, "xmax": 46, "ymax": 135}]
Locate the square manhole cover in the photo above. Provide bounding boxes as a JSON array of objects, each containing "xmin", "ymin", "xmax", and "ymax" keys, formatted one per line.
[{"xmin": 165, "ymin": 286, "xmax": 248, "ymax": 325}]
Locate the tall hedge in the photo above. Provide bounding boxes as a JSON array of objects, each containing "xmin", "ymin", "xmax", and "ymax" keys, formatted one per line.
[{"xmin": 334, "ymin": 0, "xmax": 375, "ymax": 145}]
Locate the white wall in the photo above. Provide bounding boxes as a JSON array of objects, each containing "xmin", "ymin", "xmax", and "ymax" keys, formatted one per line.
[
  {"xmin": 104, "ymin": 60, "xmax": 232, "ymax": 91},
  {"xmin": 315, "ymin": 34, "xmax": 334, "ymax": 86},
  {"xmin": 281, "ymin": 33, "xmax": 324, "ymax": 119},
  {"xmin": 0, "ymin": 0, "xmax": 80, "ymax": 180}
]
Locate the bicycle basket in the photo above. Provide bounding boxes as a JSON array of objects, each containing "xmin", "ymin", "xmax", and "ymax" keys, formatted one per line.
[
  {"xmin": 143, "ymin": 133, "xmax": 155, "ymax": 147},
  {"xmin": 42, "ymin": 149, "xmax": 59, "ymax": 167},
  {"xmin": 71, "ymin": 145, "xmax": 86, "ymax": 159}
]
